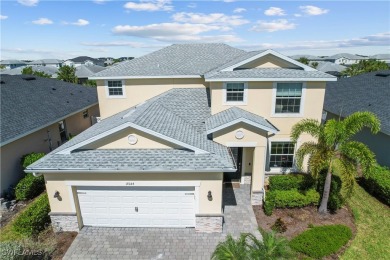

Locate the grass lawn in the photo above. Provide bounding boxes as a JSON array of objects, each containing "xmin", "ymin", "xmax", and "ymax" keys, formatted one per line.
[{"xmin": 341, "ymin": 185, "xmax": 390, "ymax": 259}]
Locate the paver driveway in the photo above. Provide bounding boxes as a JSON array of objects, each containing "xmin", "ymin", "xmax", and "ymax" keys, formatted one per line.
[{"xmin": 64, "ymin": 184, "xmax": 259, "ymax": 260}]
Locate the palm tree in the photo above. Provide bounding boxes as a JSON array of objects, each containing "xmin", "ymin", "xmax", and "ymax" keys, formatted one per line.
[
  {"xmin": 247, "ymin": 231, "xmax": 293, "ymax": 260},
  {"xmin": 297, "ymin": 57, "xmax": 309, "ymax": 65},
  {"xmin": 291, "ymin": 112, "xmax": 380, "ymax": 214},
  {"xmin": 212, "ymin": 234, "xmax": 248, "ymax": 260},
  {"xmin": 342, "ymin": 59, "xmax": 389, "ymax": 76}
]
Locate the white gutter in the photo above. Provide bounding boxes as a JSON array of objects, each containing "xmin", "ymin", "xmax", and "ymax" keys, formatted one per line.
[
  {"xmin": 89, "ymin": 75, "xmax": 202, "ymax": 80},
  {"xmin": 0, "ymin": 103, "xmax": 99, "ymax": 147},
  {"xmin": 205, "ymin": 77, "xmax": 337, "ymax": 82},
  {"xmin": 26, "ymin": 168, "xmax": 237, "ymax": 174}
]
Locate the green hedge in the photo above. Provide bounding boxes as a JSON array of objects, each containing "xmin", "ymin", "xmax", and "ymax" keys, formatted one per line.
[
  {"xmin": 268, "ymin": 174, "xmax": 315, "ymax": 191},
  {"xmin": 264, "ymin": 189, "xmax": 320, "ymax": 216},
  {"xmin": 317, "ymin": 173, "xmax": 344, "ymax": 212},
  {"xmin": 290, "ymin": 225, "xmax": 352, "ymax": 258},
  {"xmin": 13, "ymin": 194, "xmax": 51, "ymax": 237},
  {"xmin": 359, "ymin": 165, "xmax": 390, "ymax": 205},
  {"xmin": 15, "ymin": 174, "xmax": 45, "ymax": 201},
  {"xmin": 21, "ymin": 152, "xmax": 45, "ymax": 170}
]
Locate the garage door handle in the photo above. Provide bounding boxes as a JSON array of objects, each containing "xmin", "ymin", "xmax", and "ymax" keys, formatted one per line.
[{"xmin": 135, "ymin": 207, "xmax": 138, "ymax": 212}]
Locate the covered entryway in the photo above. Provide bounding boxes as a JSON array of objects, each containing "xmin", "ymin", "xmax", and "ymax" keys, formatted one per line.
[
  {"xmin": 77, "ymin": 186, "xmax": 195, "ymax": 228},
  {"xmin": 224, "ymin": 147, "xmax": 243, "ymax": 183}
]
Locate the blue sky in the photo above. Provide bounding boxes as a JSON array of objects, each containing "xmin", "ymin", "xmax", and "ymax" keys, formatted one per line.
[{"xmin": 1, "ymin": 0, "xmax": 389, "ymax": 60}]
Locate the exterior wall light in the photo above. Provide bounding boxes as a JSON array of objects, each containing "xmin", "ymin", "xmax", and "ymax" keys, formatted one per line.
[
  {"xmin": 54, "ymin": 191, "xmax": 62, "ymax": 201},
  {"xmin": 207, "ymin": 191, "xmax": 213, "ymax": 201}
]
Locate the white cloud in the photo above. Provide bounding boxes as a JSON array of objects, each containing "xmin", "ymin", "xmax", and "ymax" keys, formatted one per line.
[
  {"xmin": 223, "ymin": 0, "xmax": 236, "ymax": 2},
  {"xmin": 251, "ymin": 19, "xmax": 296, "ymax": 32},
  {"xmin": 112, "ymin": 22, "xmax": 242, "ymax": 42},
  {"xmin": 233, "ymin": 8, "xmax": 246, "ymax": 13},
  {"xmin": 32, "ymin": 18, "xmax": 53, "ymax": 25},
  {"xmin": 294, "ymin": 14, "xmax": 302, "ymax": 17},
  {"xmin": 73, "ymin": 19, "xmax": 90, "ymax": 26},
  {"xmin": 172, "ymin": 12, "xmax": 249, "ymax": 27},
  {"xmin": 299, "ymin": 5, "xmax": 329, "ymax": 16},
  {"xmin": 123, "ymin": 0, "xmax": 173, "ymax": 12},
  {"xmin": 17, "ymin": 0, "xmax": 39, "ymax": 7},
  {"xmin": 80, "ymin": 41, "xmax": 158, "ymax": 48},
  {"xmin": 0, "ymin": 15, "xmax": 8, "ymax": 20},
  {"xmin": 187, "ymin": 3, "xmax": 197, "ymax": 8},
  {"xmin": 92, "ymin": 0, "xmax": 109, "ymax": 4},
  {"xmin": 264, "ymin": 7, "xmax": 286, "ymax": 16},
  {"xmin": 238, "ymin": 32, "xmax": 390, "ymax": 51}
]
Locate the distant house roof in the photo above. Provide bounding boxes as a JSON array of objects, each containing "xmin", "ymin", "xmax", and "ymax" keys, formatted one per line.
[
  {"xmin": 0, "ymin": 75, "xmax": 98, "ymax": 146},
  {"xmin": 75, "ymin": 64, "xmax": 106, "ymax": 78},
  {"xmin": 0, "ymin": 60, "xmax": 27, "ymax": 65},
  {"xmin": 26, "ymin": 88, "xmax": 236, "ymax": 173},
  {"xmin": 369, "ymin": 54, "xmax": 390, "ymax": 60},
  {"xmin": 316, "ymin": 61, "xmax": 347, "ymax": 73},
  {"xmin": 324, "ymin": 70, "xmax": 390, "ymax": 135},
  {"xmin": 290, "ymin": 55, "xmax": 324, "ymax": 60},
  {"xmin": 0, "ymin": 65, "xmax": 58, "ymax": 77},
  {"xmin": 326, "ymin": 53, "xmax": 367, "ymax": 60},
  {"xmin": 67, "ymin": 56, "xmax": 102, "ymax": 64},
  {"xmin": 28, "ymin": 59, "xmax": 62, "ymax": 65}
]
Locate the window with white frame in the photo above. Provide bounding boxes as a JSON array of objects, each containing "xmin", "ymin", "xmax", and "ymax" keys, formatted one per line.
[
  {"xmin": 275, "ymin": 83, "xmax": 302, "ymax": 114},
  {"xmin": 107, "ymin": 80, "xmax": 123, "ymax": 96},
  {"xmin": 269, "ymin": 142, "xmax": 295, "ymax": 168},
  {"xmin": 225, "ymin": 82, "xmax": 246, "ymax": 102}
]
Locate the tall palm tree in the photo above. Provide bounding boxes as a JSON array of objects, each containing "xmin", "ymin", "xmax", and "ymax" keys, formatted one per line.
[{"xmin": 291, "ymin": 112, "xmax": 380, "ymax": 214}]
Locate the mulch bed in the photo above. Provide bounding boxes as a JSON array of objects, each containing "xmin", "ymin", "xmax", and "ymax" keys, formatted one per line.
[
  {"xmin": 51, "ymin": 231, "xmax": 78, "ymax": 260},
  {"xmin": 253, "ymin": 205, "xmax": 357, "ymax": 259}
]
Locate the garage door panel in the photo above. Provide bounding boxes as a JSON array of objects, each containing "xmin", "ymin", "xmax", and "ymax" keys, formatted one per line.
[{"xmin": 77, "ymin": 186, "xmax": 195, "ymax": 228}]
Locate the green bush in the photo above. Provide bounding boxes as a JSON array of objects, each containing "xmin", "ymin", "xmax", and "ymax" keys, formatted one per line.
[
  {"xmin": 13, "ymin": 194, "xmax": 51, "ymax": 237},
  {"xmin": 0, "ymin": 241, "xmax": 23, "ymax": 260},
  {"xmin": 317, "ymin": 173, "xmax": 344, "ymax": 212},
  {"xmin": 359, "ymin": 165, "xmax": 390, "ymax": 205},
  {"xmin": 21, "ymin": 152, "xmax": 45, "ymax": 170},
  {"xmin": 290, "ymin": 225, "xmax": 352, "ymax": 258},
  {"xmin": 15, "ymin": 174, "xmax": 45, "ymax": 201},
  {"xmin": 264, "ymin": 189, "xmax": 320, "ymax": 216},
  {"xmin": 268, "ymin": 174, "xmax": 315, "ymax": 191}
]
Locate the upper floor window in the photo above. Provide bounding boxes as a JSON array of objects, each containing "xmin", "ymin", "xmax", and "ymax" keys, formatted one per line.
[
  {"xmin": 269, "ymin": 141, "xmax": 295, "ymax": 168},
  {"xmin": 224, "ymin": 82, "xmax": 247, "ymax": 105},
  {"xmin": 107, "ymin": 80, "xmax": 124, "ymax": 97},
  {"xmin": 274, "ymin": 83, "xmax": 303, "ymax": 114}
]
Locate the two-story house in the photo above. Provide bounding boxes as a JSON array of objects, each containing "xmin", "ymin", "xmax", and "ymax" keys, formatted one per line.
[
  {"xmin": 63, "ymin": 56, "xmax": 105, "ymax": 67},
  {"xmin": 25, "ymin": 44, "xmax": 336, "ymax": 233}
]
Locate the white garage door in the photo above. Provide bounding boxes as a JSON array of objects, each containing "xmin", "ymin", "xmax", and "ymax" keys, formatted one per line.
[{"xmin": 77, "ymin": 186, "xmax": 195, "ymax": 228}]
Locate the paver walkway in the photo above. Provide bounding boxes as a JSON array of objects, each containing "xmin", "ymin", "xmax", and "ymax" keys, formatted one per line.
[{"xmin": 64, "ymin": 184, "xmax": 259, "ymax": 260}]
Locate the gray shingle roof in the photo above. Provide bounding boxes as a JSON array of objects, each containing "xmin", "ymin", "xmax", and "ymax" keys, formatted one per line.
[
  {"xmin": 324, "ymin": 70, "xmax": 390, "ymax": 135},
  {"xmin": 0, "ymin": 60, "xmax": 26, "ymax": 65},
  {"xmin": 370, "ymin": 54, "xmax": 390, "ymax": 60},
  {"xmin": 327, "ymin": 53, "xmax": 367, "ymax": 60},
  {"xmin": 206, "ymin": 107, "xmax": 278, "ymax": 134},
  {"xmin": 68, "ymin": 56, "xmax": 101, "ymax": 63},
  {"xmin": 26, "ymin": 149, "xmax": 234, "ymax": 172},
  {"xmin": 205, "ymin": 68, "xmax": 335, "ymax": 80},
  {"xmin": 92, "ymin": 43, "xmax": 246, "ymax": 78},
  {"xmin": 0, "ymin": 75, "xmax": 98, "ymax": 145},
  {"xmin": 0, "ymin": 65, "xmax": 58, "ymax": 77},
  {"xmin": 75, "ymin": 64, "xmax": 106, "ymax": 78},
  {"xmin": 316, "ymin": 61, "xmax": 347, "ymax": 73},
  {"xmin": 27, "ymin": 88, "xmax": 235, "ymax": 172}
]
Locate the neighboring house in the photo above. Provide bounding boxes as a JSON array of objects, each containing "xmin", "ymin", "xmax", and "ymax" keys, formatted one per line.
[
  {"xmin": 369, "ymin": 54, "xmax": 390, "ymax": 65},
  {"xmin": 324, "ymin": 70, "xmax": 390, "ymax": 167},
  {"xmin": 0, "ymin": 65, "xmax": 59, "ymax": 78},
  {"xmin": 25, "ymin": 43, "xmax": 335, "ymax": 233},
  {"xmin": 118, "ymin": 57, "xmax": 134, "ymax": 62},
  {"xmin": 28, "ymin": 59, "xmax": 62, "ymax": 68},
  {"xmin": 0, "ymin": 60, "xmax": 27, "ymax": 69},
  {"xmin": 0, "ymin": 75, "xmax": 100, "ymax": 196},
  {"xmin": 63, "ymin": 56, "xmax": 105, "ymax": 67},
  {"xmin": 75, "ymin": 64, "xmax": 106, "ymax": 84},
  {"xmin": 315, "ymin": 61, "xmax": 347, "ymax": 77},
  {"xmin": 290, "ymin": 54, "xmax": 325, "ymax": 62},
  {"xmin": 324, "ymin": 53, "xmax": 367, "ymax": 65}
]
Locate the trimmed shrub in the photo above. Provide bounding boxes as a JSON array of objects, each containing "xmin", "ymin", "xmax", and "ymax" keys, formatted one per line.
[
  {"xmin": 290, "ymin": 225, "xmax": 352, "ymax": 258},
  {"xmin": 13, "ymin": 194, "xmax": 51, "ymax": 237},
  {"xmin": 317, "ymin": 173, "xmax": 344, "ymax": 212},
  {"xmin": 264, "ymin": 189, "xmax": 320, "ymax": 216},
  {"xmin": 21, "ymin": 152, "xmax": 45, "ymax": 170},
  {"xmin": 359, "ymin": 165, "xmax": 390, "ymax": 205},
  {"xmin": 15, "ymin": 174, "xmax": 45, "ymax": 201},
  {"xmin": 268, "ymin": 174, "xmax": 315, "ymax": 191},
  {"xmin": 0, "ymin": 241, "xmax": 23, "ymax": 260}
]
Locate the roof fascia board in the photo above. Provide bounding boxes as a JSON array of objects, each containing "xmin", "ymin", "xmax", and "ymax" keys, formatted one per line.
[
  {"xmin": 207, "ymin": 118, "xmax": 278, "ymax": 135},
  {"xmin": 57, "ymin": 122, "xmax": 209, "ymax": 155},
  {"xmin": 89, "ymin": 75, "xmax": 202, "ymax": 80},
  {"xmin": 221, "ymin": 49, "xmax": 316, "ymax": 72},
  {"xmin": 0, "ymin": 103, "xmax": 98, "ymax": 147},
  {"xmin": 25, "ymin": 168, "xmax": 236, "ymax": 174},
  {"xmin": 205, "ymin": 77, "xmax": 337, "ymax": 82}
]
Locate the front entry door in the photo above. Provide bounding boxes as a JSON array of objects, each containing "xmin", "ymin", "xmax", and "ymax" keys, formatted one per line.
[{"xmin": 224, "ymin": 147, "xmax": 243, "ymax": 182}]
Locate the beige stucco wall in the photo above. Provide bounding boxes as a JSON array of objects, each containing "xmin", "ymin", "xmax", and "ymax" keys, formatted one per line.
[
  {"xmin": 44, "ymin": 172, "xmax": 223, "ymax": 218},
  {"xmin": 0, "ymin": 105, "xmax": 100, "ymax": 195},
  {"xmin": 97, "ymin": 78, "xmax": 207, "ymax": 118},
  {"xmin": 85, "ymin": 127, "xmax": 178, "ymax": 149}
]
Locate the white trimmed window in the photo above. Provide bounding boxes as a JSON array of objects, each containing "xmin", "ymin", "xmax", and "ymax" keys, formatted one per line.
[
  {"xmin": 275, "ymin": 83, "xmax": 303, "ymax": 114},
  {"xmin": 107, "ymin": 80, "xmax": 124, "ymax": 97},
  {"xmin": 269, "ymin": 142, "xmax": 295, "ymax": 168},
  {"xmin": 224, "ymin": 82, "xmax": 247, "ymax": 104}
]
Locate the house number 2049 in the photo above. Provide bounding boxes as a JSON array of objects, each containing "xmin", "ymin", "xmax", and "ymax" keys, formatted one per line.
[{"xmin": 126, "ymin": 182, "xmax": 135, "ymax": 186}]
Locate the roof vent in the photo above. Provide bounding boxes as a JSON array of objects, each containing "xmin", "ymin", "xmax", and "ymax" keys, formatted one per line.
[
  {"xmin": 52, "ymin": 88, "xmax": 56, "ymax": 90},
  {"xmin": 22, "ymin": 76, "xmax": 36, "ymax": 81},
  {"xmin": 375, "ymin": 72, "xmax": 390, "ymax": 77},
  {"xmin": 0, "ymin": 81, "xmax": 4, "ymax": 84}
]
